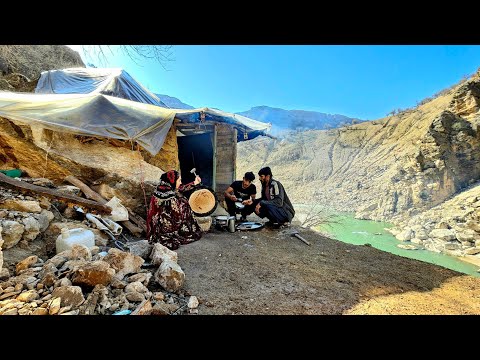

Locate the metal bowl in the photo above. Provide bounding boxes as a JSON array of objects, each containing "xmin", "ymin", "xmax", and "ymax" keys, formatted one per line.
[
  {"xmin": 236, "ymin": 222, "xmax": 264, "ymax": 231},
  {"xmin": 235, "ymin": 202, "xmax": 245, "ymax": 209}
]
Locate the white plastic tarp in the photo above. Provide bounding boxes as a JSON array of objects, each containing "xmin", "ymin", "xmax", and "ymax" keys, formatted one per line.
[
  {"xmin": 0, "ymin": 91, "xmax": 271, "ymax": 155},
  {"xmin": 35, "ymin": 67, "xmax": 271, "ymax": 140},
  {"xmin": 36, "ymin": 67, "xmax": 168, "ymax": 108},
  {"xmin": 0, "ymin": 92, "xmax": 175, "ymax": 155}
]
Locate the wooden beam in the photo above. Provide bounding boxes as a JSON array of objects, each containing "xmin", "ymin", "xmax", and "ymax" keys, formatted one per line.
[
  {"xmin": 64, "ymin": 176, "xmax": 106, "ymax": 204},
  {"xmin": 64, "ymin": 175, "xmax": 144, "ymax": 237},
  {"xmin": 126, "ymin": 208, "xmax": 147, "ymax": 233},
  {"xmin": 175, "ymin": 122, "xmax": 216, "ymax": 128},
  {"xmin": 0, "ymin": 172, "xmax": 112, "ymax": 214}
]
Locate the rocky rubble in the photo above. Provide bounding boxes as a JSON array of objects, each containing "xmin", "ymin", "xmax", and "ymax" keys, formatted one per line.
[
  {"xmin": 386, "ymin": 183, "xmax": 480, "ymax": 262},
  {"xmin": 0, "ymin": 179, "xmax": 198, "ymax": 315},
  {"xmin": 0, "ymin": 186, "xmax": 55, "ymax": 250},
  {"xmin": 0, "ymin": 116, "xmax": 173, "ymax": 217},
  {"xmin": 0, "ymin": 243, "xmax": 198, "ymax": 315},
  {"xmin": 0, "ymin": 183, "xmax": 106, "ymax": 254}
]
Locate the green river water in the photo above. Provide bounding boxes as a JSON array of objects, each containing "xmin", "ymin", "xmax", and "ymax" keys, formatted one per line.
[{"xmin": 310, "ymin": 211, "xmax": 480, "ymax": 278}]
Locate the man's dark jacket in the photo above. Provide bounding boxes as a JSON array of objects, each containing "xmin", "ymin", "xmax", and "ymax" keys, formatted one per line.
[{"xmin": 259, "ymin": 178, "xmax": 295, "ymax": 221}]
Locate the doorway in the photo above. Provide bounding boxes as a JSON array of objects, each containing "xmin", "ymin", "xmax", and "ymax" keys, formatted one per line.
[{"xmin": 177, "ymin": 132, "xmax": 215, "ymax": 188}]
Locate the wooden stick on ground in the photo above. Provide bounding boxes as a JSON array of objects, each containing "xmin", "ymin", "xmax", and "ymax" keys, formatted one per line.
[
  {"xmin": 126, "ymin": 208, "xmax": 147, "ymax": 232},
  {"xmin": 0, "ymin": 172, "xmax": 112, "ymax": 214},
  {"xmin": 64, "ymin": 175, "xmax": 144, "ymax": 237}
]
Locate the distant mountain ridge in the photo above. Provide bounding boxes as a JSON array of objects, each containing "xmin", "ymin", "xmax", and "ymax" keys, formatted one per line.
[
  {"xmin": 237, "ymin": 106, "xmax": 364, "ymax": 135},
  {"xmin": 156, "ymin": 94, "xmax": 362, "ymax": 133},
  {"xmin": 237, "ymin": 69, "xmax": 480, "ymax": 260},
  {"xmin": 156, "ymin": 94, "xmax": 194, "ymax": 109}
]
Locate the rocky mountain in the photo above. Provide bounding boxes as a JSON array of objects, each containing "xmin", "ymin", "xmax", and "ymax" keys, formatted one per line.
[
  {"xmin": 155, "ymin": 96, "xmax": 361, "ymax": 135},
  {"xmin": 155, "ymin": 94, "xmax": 194, "ymax": 109},
  {"xmin": 237, "ymin": 106, "xmax": 364, "ymax": 135},
  {"xmin": 0, "ymin": 45, "xmax": 84, "ymax": 92},
  {"xmin": 237, "ymin": 69, "xmax": 480, "ymax": 260}
]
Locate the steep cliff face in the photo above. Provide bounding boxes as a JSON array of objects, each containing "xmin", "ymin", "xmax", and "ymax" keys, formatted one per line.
[
  {"xmin": 238, "ymin": 70, "xmax": 480, "ymax": 259},
  {"xmin": 448, "ymin": 78, "xmax": 480, "ymax": 118},
  {"xmin": 238, "ymin": 71, "xmax": 480, "ymax": 222}
]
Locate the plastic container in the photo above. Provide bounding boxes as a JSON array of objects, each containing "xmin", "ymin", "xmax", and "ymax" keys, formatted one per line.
[
  {"xmin": 0, "ymin": 169, "xmax": 22, "ymax": 178},
  {"xmin": 112, "ymin": 309, "xmax": 132, "ymax": 315},
  {"xmin": 56, "ymin": 228, "xmax": 95, "ymax": 254},
  {"xmin": 194, "ymin": 215, "xmax": 212, "ymax": 232}
]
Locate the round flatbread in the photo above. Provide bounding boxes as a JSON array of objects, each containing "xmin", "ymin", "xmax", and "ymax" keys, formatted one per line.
[{"xmin": 188, "ymin": 188, "xmax": 218, "ymax": 216}]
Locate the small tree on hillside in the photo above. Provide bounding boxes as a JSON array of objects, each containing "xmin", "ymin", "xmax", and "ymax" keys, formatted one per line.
[{"xmin": 300, "ymin": 204, "xmax": 337, "ymax": 228}]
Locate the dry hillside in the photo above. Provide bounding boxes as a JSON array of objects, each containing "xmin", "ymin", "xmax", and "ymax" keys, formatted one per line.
[
  {"xmin": 238, "ymin": 74, "xmax": 480, "ymax": 219},
  {"xmin": 1, "ymin": 46, "xmax": 480, "ymax": 315},
  {"xmin": 238, "ymin": 69, "xmax": 480, "ymax": 261}
]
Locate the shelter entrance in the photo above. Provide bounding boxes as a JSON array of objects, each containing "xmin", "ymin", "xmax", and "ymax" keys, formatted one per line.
[{"xmin": 177, "ymin": 128, "xmax": 216, "ymax": 189}]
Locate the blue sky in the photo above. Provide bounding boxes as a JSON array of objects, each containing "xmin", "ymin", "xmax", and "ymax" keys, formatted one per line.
[{"xmin": 69, "ymin": 45, "xmax": 480, "ymax": 120}]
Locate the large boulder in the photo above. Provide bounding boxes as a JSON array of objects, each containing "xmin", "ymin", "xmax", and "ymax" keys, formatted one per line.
[
  {"xmin": 103, "ymin": 248, "xmax": 144, "ymax": 280},
  {"xmin": 150, "ymin": 243, "xmax": 178, "ymax": 265},
  {"xmin": 0, "ymin": 199, "xmax": 42, "ymax": 213},
  {"xmin": 154, "ymin": 259, "xmax": 185, "ymax": 293},
  {"xmin": 429, "ymin": 228, "xmax": 456, "ymax": 241},
  {"xmin": 51, "ymin": 286, "xmax": 85, "ymax": 308},
  {"xmin": 21, "ymin": 216, "xmax": 41, "ymax": 241},
  {"xmin": 71, "ymin": 261, "xmax": 115, "ymax": 287},
  {"xmin": 0, "ymin": 220, "xmax": 25, "ymax": 249}
]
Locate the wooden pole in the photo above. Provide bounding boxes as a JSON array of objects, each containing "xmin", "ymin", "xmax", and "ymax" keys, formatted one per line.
[
  {"xmin": 64, "ymin": 175, "xmax": 144, "ymax": 237},
  {"xmin": 0, "ymin": 172, "xmax": 111, "ymax": 214}
]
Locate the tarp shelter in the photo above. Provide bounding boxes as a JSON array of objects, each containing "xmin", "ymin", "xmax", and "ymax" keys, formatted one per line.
[
  {"xmin": 34, "ymin": 67, "xmax": 271, "ymax": 143},
  {"xmin": 0, "ymin": 67, "xmax": 271, "ymax": 191},
  {"xmin": 36, "ymin": 67, "xmax": 168, "ymax": 107}
]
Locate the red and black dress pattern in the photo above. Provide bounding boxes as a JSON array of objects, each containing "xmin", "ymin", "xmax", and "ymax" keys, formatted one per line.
[{"xmin": 146, "ymin": 170, "xmax": 202, "ymax": 250}]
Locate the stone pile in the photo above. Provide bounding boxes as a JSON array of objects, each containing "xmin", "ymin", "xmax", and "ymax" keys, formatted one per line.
[{"xmin": 0, "ymin": 242, "xmax": 198, "ymax": 315}]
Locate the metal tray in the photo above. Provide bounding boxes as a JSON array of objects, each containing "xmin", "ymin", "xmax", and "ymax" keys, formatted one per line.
[{"xmin": 236, "ymin": 222, "xmax": 264, "ymax": 231}]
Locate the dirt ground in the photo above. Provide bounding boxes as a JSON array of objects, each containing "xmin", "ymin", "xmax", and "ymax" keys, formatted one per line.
[
  {"xmin": 176, "ymin": 221, "xmax": 480, "ymax": 315},
  {"xmin": 3, "ymin": 217, "xmax": 480, "ymax": 315}
]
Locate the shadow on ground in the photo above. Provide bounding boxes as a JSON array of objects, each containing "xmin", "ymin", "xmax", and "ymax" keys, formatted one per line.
[{"xmin": 176, "ymin": 217, "xmax": 480, "ymax": 315}]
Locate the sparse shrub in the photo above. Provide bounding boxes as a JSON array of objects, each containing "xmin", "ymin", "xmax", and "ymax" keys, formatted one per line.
[{"xmin": 300, "ymin": 204, "xmax": 338, "ymax": 228}]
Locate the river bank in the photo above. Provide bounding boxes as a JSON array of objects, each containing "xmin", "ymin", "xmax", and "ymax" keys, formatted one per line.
[
  {"xmin": 293, "ymin": 205, "xmax": 480, "ymax": 277},
  {"xmin": 177, "ymin": 220, "xmax": 480, "ymax": 314}
]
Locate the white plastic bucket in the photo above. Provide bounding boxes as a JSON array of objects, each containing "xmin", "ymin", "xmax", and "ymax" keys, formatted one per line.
[{"xmin": 56, "ymin": 228, "xmax": 95, "ymax": 254}]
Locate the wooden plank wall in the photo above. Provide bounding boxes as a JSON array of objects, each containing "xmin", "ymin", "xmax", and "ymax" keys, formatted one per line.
[{"xmin": 215, "ymin": 124, "xmax": 237, "ymax": 200}]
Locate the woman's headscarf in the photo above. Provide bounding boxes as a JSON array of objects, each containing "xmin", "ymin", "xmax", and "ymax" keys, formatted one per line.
[{"xmin": 153, "ymin": 170, "xmax": 179, "ymax": 200}]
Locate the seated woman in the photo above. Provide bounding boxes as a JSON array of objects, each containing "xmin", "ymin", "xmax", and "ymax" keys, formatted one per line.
[{"xmin": 146, "ymin": 170, "xmax": 203, "ymax": 250}]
